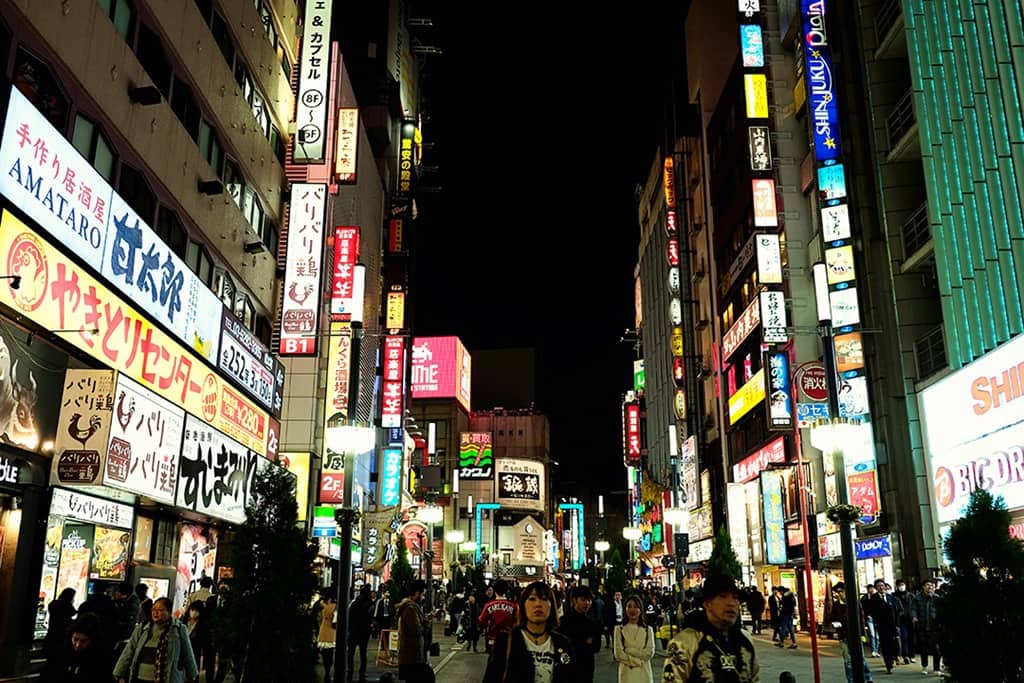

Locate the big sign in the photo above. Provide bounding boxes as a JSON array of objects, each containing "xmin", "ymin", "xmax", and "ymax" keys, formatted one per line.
[
  {"xmin": 177, "ymin": 415, "xmax": 265, "ymax": 524},
  {"xmin": 0, "ymin": 212, "xmax": 269, "ymax": 454},
  {"xmin": 0, "ymin": 86, "xmax": 222, "ymax": 361},
  {"xmin": 219, "ymin": 313, "xmax": 284, "ymax": 416}
]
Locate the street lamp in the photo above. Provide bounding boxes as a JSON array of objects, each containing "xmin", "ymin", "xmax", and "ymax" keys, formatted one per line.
[
  {"xmin": 418, "ymin": 505, "xmax": 444, "ymax": 525},
  {"xmin": 445, "ymin": 529, "xmax": 466, "ymax": 545},
  {"xmin": 594, "ymin": 539, "xmax": 611, "ymax": 553},
  {"xmin": 621, "ymin": 526, "xmax": 642, "ymax": 541},
  {"xmin": 810, "ymin": 260, "xmax": 867, "ymax": 683},
  {"xmin": 663, "ymin": 506, "xmax": 690, "ymax": 529}
]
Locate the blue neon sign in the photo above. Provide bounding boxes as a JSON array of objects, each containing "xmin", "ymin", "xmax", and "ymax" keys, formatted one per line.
[{"xmin": 801, "ymin": 0, "xmax": 842, "ymax": 162}]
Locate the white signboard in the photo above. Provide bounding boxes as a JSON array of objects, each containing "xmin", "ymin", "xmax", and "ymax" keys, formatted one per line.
[
  {"xmin": 279, "ymin": 183, "xmax": 326, "ymax": 354},
  {"xmin": 104, "ymin": 374, "xmax": 184, "ymax": 505},
  {"xmin": 838, "ymin": 376, "xmax": 871, "ymax": 419},
  {"xmin": 0, "ymin": 86, "xmax": 222, "ymax": 361},
  {"xmin": 177, "ymin": 415, "xmax": 262, "ymax": 524},
  {"xmin": 495, "ymin": 458, "xmax": 545, "ymax": 512},
  {"xmin": 293, "ymin": 0, "xmax": 334, "ymax": 162},
  {"xmin": 335, "ymin": 108, "xmax": 359, "ymax": 182},
  {"xmin": 513, "ymin": 515, "xmax": 546, "ymax": 567},
  {"xmin": 759, "ymin": 290, "xmax": 788, "ymax": 342},
  {"xmin": 821, "ymin": 204, "xmax": 852, "ymax": 241},
  {"xmin": 829, "ymin": 288, "xmax": 861, "ymax": 327},
  {"xmin": 756, "ymin": 233, "xmax": 783, "ymax": 284},
  {"xmin": 51, "ymin": 370, "xmax": 115, "ymax": 486},
  {"xmin": 50, "ymin": 488, "xmax": 134, "ymax": 529}
]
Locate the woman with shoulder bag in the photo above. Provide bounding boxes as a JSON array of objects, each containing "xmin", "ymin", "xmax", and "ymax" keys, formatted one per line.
[
  {"xmin": 612, "ymin": 595, "xmax": 654, "ymax": 683},
  {"xmin": 113, "ymin": 597, "xmax": 198, "ymax": 683},
  {"xmin": 483, "ymin": 581, "xmax": 576, "ymax": 683}
]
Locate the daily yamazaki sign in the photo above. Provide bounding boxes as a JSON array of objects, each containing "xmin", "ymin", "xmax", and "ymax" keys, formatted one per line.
[{"xmin": 0, "ymin": 211, "xmax": 269, "ymax": 454}]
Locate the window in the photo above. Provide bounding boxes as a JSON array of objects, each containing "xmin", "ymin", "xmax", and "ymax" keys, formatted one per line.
[
  {"xmin": 170, "ymin": 77, "xmax": 200, "ymax": 140},
  {"xmin": 255, "ymin": 315, "xmax": 272, "ymax": 346},
  {"xmin": 213, "ymin": 269, "xmax": 235, "ymax": 308},
  {"xmin": 71, "ymin": 115, "xmax": 116, "ymax": 181},
  {"xmin": 198, "ymin": 120, "xmax": 223, "ymax": 175},
  {"xmin": 193, "ymin": 0, "xmax": 212, "ymax": 21},
  {"xmin": 251, "ymin": 93, "xmax": 270, "ymax": 139},
  {"xmin": 98, "ymin": 0, "xmax": 134, "ymax": 43},
  {"xmin": 155, "ymin": 206, "xmax": 187, "ymax": 258},
  {"xmin": 234, "ymin": 294, "xmax": 254, "ymax": 329},
  {"xmin": 270, "ymin": 126, "xmax": 285, "ymax": 165},
  {"xmin": 134, "ymin": 24, "xmax": 172, "ymax": 97},
  {"xmin": 13, "ymin": 49, "xmax": 69, "ymax": 130},
  {"xmin": 261, "ymin": 219, "xmax": 278, "ymax": 255},
  {"xmin": 222, "ymin": 159, "xmax": 243, "ymax": 207},
  {"xmin": 210, "ymin": 12, "xmax": 235, "ymax": 67},
  {"xmin": 117, "ymin": 164, "xmax": 156, "ymax": 225},
  {"xmin": 234, "ymin": 61, "xmax": 252, "ymax": 101},
  {"xmin": 185, "ymin": 239, "xmax": 213, "ymax": 286}
]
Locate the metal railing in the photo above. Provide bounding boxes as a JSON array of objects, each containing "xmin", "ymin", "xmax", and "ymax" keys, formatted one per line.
[
  {"xmin": 876, "ymin": 0, "xmax": 903, "ymax": 45},
  {"xmin": 914, "ymin": 325, "xmax": 947, "ymax": 380},
  {"xmin": 901, "ymin": 202, "xmax": 931, "ymax": 257},
  {"xmin": 887, "ymin": 89, "xmax": 917, "ymax": 149}
]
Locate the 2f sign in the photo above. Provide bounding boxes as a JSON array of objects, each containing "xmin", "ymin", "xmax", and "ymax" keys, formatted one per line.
[{"xmin": 281, "ymin": 338, "xmax": 315, "ymax": 355}]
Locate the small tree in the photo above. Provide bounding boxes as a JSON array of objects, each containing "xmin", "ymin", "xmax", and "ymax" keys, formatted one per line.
[
  {"xmin": 938, "ymin": 489, "xmax": 1024, "ymax": 682},
  {"xmin": 706, "ymin": 526, "xmax": 742, "ymax": 581},
  {"xmin": 387, "ymin": 535, "xmax": 416, "ymax": 600},
  {"xmin": 218, "ymin": 465, "xmax": 318, "ymax": 682},
  {"xmin": 605, "ymin": 548, "xmax": 628, "ymax": 595}
]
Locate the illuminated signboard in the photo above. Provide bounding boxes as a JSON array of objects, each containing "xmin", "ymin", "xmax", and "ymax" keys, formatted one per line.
[
  {"xmin": 801, "ymin": 0, "xmax": 843, "ymax": 162},
  {"xmin": 380, "ymin": 447, "xmax": 403, "ymax": 507},
  {"xmin": 335, "ymin": 108, "xmax": 359, "ymax": 182},
  {"xmin": 381, "ymin": 336, "xmax": 405, "ymax": 428},
  {"xmin": 219, "ymin": 314, "xmax": 284, "ymax": 416},
  {"xmin": 0, "ymin": 212, "xmax": 269, "ymax": 454},
  {"xmin": 52, "ymin": 369, "xmax": 115, "ymax": 486},
  {"xmin": 178, "ymin": 414, "xmax": 266, "ymax": 524},
  {"xmin": 756, "ymin": 233, "xmax": 783, "ymax": 284},
  {"xmin": 838, "ymin": 376, "xmax": 870, "ymax": 419},
  {"xmin": 320, "ymin": 430, "xmax": 345, "ymax": 504},
  {"xmin": 739, "ymin": 0, "xmax": 760, "ymax": 14},
  {"xmin": 817, "ymin": 164, "xmax": 847, "ymax": 201},
  {"xmin": 293, "ymin": 0, "xmax": 334, "ymax": 162},
  {"xmin": 669, "ymin": 297, "xmax": 682, "ymax": 325},
  {"xmin": 324, "ymin": 322, "xmax": 352, "ymax": 424},
  {"xmin": 663, "ymin": 157, "xmax": 676, "ymax": 209},
  {"xmin": 624, "ymin": 403, "xmax": 641, "ymax": 463},
  {"xmin": 826, "ymin": 244, "xmax": 856, "ymax": 284},
  {"xmin": 0, "ymin": 86, "xmax": 223, "ymax": 363},
  {"xmin": 280, "ymin": 183, "xmax": 326, "ymax": 355},
  {"xmin": 821, "ymin": 204, "xmax": 852, "ymax": 241},
  {"xmin": 722, "ymin": 297, "xmax": 761, "ymax": 361},
  {"xmin": 397, "ymin": 121, "xmax": 416, "ymax": 196},
  {"xmin": 752, "ymin": 179, "xmax": 778, "ymax": 227},
  {"xmin": 733, "ymin": 436, "xmax": 786, "ymax": 483},
  {"xmin": 761, "ymin": 470, "xmax": 787, "ymax": 564},
  {"xmin": 744, "ymin": 74, "xmax": 769, "ymax": 118},
  {"xmin": 495, "ymin": 458, "xmax": 545, "ymax": 512},
  {"xmin": 829, "ymin": 288, "xmax": 861, "ymax": 327},
  {"xmin": 633, "ymin": 359, "xmax": 645, "ymax": 392},
  {"xmin": 671, "ymin": 326, "xmax": 684, "ymax": 357},
  {"xmin": 410, "ymin": 337, "xmax": 471, "ymax": 412},
  {"xmin": 386, "ymin": 290, "xmax": 406, "ymax": 330},
  {"xmin": 459, "ymin": 432, "xmax": 494, "ymax": 480},
  {"xmin": 729, "ymin": 368, "xmax": 766, "ymax": 424},
  {"xmin": 666, "ymin": 238, "xmax": 680, "ymax": 266},
  {"xmin": 740, "ymin": 24, "xmax": 765, "ymax": 67},
  {"xmin": 759, "ymin": 290, "xmax": 788, "ymax": 343},
  {"xmin": 767, "ymin": 352, "xmax": 793, "ymax": 430},
  {"xmin": 279, "ymin": 452, "xmax": 311, "ymax": 521},
  {"xmin": 330, "ymin": 226, "xmax": 360, "ymax": 318},
  {"xmin": 104, "ymin": 374, "xmax": 184, "ymax": 505},
  {"xmin": 748, "ymin": 126, "xmax": 772, "ymax": 171}
]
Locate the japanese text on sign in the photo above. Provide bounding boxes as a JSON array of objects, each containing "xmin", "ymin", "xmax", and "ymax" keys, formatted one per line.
[
  {"xmin": 52, "ymin": 370, "xmax": 115, "ymax": 486},
  {"xmin": 625, "ymin": 403, "xmax": 641, "ymax": 463},
  {"xmin": 381, "ymin": 336, "xmax": 404, "ymax": 428},
  {"xmin": 324, "ymin": 322, "xmax": 351, "ymax": 424},
  {"xmin": 219, "ymin": 314, "xmax": 284, "ymax": 416},
  {"xmin": 723, "ymin": 297, "xmax": 761, "ymax": 361},
  {"xmin": 335, "ymin": 108, "xmax": 359, "ymax": 182},
  {"xmin": 294, "ymin": 0, "xmax": 333, "ymax": 162},
  {"xmin": 331, "ymin": 226, "xmax": 360, "ymax": 317},
  {"xmin": 51, "ymin": 487, "xmax": 134, "ymax": 529},
  {"xmin": 0, "ymin": 212, "xmax": 269, "ymax": 454},
  {"xmin": 280, "ymin": 183, "xmax": 326, "ymax": 355},
  {"xmin": 177, "ymin": 415, "xmax": 263, "ymax": 524},
  {"xmin": 380, "ymin": 447, "xmax": 402, "ymax": 507}
]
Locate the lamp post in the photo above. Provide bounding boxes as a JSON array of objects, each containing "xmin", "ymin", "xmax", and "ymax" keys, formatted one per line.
[
  {"xmin": 811, "ymin": 261, "xmax": 867, "ymax": 683},
  {"xmin": 622, "ymin": 525, "xmax": 642, "ymax": 585}
]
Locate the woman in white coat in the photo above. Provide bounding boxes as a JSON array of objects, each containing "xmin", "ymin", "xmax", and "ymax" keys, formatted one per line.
[{"xmin": 612, "ymin": 594, "xmax": 654, "ymax": 683}]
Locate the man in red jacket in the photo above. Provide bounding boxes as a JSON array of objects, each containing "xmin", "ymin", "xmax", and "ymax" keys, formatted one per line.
[{"xmin": 478, "ymin": 579, "xmax": 518, "ymax": 654}]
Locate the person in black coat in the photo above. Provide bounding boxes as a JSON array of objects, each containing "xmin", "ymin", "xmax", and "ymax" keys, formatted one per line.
[
  {"xmin": 41, "ymin": 612, "xmax": 110, "ymax": 683},
  {"xmin": 483, "ymin": 581, "xmax": 576, "ymax": 683},
  {"xmin": 866, "ymin": 579, "xmax": 903, "ymax": 673},
  {"xmin": 347, "ymin": 585, "xmax": 374, "ymax": 681},
  {"xmin": 462, "ymin": 594, "xmax": 482, "ymax": 652},
  {"xmin": 44, "ymin": 588, "xmax": 77, "ymax": 659},
  {"xmin": 746, "ymin": 586, "xmax": 766, "ymax": 634},
  {"xmin": 557, "ymin": 586, "xmax": 602, "ymax": 682}
]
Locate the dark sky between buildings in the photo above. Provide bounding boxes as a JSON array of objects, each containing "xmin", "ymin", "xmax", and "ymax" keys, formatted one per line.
[{"xmin": 411, "ymin": 4, "xmax": 688, "ymax": 495}]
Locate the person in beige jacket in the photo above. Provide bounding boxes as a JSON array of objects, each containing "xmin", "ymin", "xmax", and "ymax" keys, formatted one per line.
[
  {"xmin": 316, "ymin": 593, "xmax": 338, "ymax": 681},
  {"xmin": 396, "ymin": 580, "xmax": 433, "ymax": 682}
]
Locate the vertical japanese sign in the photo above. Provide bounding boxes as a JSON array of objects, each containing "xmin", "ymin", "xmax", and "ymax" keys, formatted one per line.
[
  {"xmin": 761, "ymin": 470, "xmax": 787, "ymax": 564},
  {"xmin": 51, "ymin": 370, "xmax": 115, "ymax": 486},
  {"xmin": 294, "ymin": 0, "xmax": 333, "ymax": 162},
  {"xmin": 740, "ymin": 24, "xmax": 765, "ymax": 67},
  {"xmin": 177, "ymin": 415, "xmax": 261, "ymax": 524},
  {"xmin": 495, "ymin": 458, "xmax": 545, "ymax": 512},
  {"xmin": 280, "ymin": 183, "xmax": 326, "ymax": 355},
  {"xmin": 320, "ymin": 434, "xmax": 344, "ymax": 504},
  {"xmin": 752, "ymin": 179, "xmax": 778, "ymax": 226},
  {"xmin": 759, "ymin": 290, "xmax": 788, "ymax": 343},
  {"xmin": 766, "ymin": 352, "xmax": 793, "ymax": 430},
  {"xmin": 173, "ymin": 524, "xmax": 217, "ymax": 617},
  {"xmin": 624, "ymin": 403, "xmax": 641, "ymax": 464},
  {"xmin": 458, "ymin": 432, "xmax": 494, "ymax": 480},
  {"xmin": 335, "ymin": 108, "xmax": 359, "ymax": 182},
  {"xmin": 756, "ymin": 233, "xmax": 783, "ymax": 284},
  {"xmin": 380, "ymin": 447, "xmax": 402, "ymax": 507},
  {"xmin": 323, "ymin": 322, "xmax": 352, "ymax": 424},
  {"xmin": 104, "ymin": 374, "xmax": 185, "ymax": 505},
  {"xmin": 748, "ymin": 125, "xmax": 772, "ymax": 171},
  {"xmin": 396, "ymin": 121, "xmax": 416, "ymax": 196},
  {"xmin": 380, "ymin": 336, "xmax": 405, "ymax": 428},
  {"xmin": 386, "ymin": 290, "xmax": 405, "ymax": 330},
  {"xmin": 330, "ymin": 226, "xmax": 360, "ymax": 318}
]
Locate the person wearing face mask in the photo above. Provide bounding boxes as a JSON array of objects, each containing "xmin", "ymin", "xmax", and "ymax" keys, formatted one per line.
[
  {"xmin": 662, "ymin": 576, "xmax": 759, "ymax": 682},
  {"xmin": 892, "ymin": 580, "xmax": 914, "ymax": 665},
  {"xmin": 482, "ymin": 581, "xmax": 576, "ymax": 683}
]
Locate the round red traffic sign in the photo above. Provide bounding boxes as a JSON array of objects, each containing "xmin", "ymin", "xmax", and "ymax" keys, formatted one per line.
[{"xmin": 795, "ymin": 362, "xmax": 828, "ymax": 402}]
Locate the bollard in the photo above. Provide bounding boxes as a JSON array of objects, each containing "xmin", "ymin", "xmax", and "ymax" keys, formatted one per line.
[{"xmin": 779, "ymin": 673, "xmax": 797, "ymax": 683}]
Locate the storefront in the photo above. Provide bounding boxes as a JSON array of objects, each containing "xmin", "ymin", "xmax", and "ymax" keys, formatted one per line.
[{"xmin": 918, "ymin": 333, "xmax": 1024, "ymax": 561}]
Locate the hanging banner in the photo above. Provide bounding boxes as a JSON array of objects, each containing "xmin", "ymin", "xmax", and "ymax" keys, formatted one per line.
[
  {"xmin": 177, "ymin": 415, "xmax": 262, "ymax": 524},
  {"xmin": 748, "ymin": 126, "xmax": 772, "ymax": 171},
  {"xmin": 767, "ymin": 352, "xmax": 793, "ymax": 430},
  {"xmin": 52, "ymin": 370, "xmax": 116, "ymax": 486},
  {"xmin": 381, "ymin": 336, "xmax": 405, "ymax": 428},
  {"xmin": 761, "ymin": 471, "xmax": 787, "ymax": 564},
  {"xmin": 324, "ymin": 322, "xmax": 352, "ymax": 425},
  {"xmin": 293, "ymin": 0, "xmax": 333, "ymax": 162},
  {"xmin": 279, "ymin": 183, "xmax": 326, "ymax": 355},
  {"xmin": 0, "ymin": 212, "xmax": 270, "ymax": 455},
  {"xmin": 380, "ymin": 447, "xmax": 403, "ymax": 507},
  {"xmin": 335, "ymin": 108, "xmax": 359, "ymax": 182},
  {"xmin": 801, "ymin": 0, "xmax": 843, "ymax": 162},
  {"xmin": 330, "ymin": 227, "xmax": 360, "ymax": 318},
  {"xmin": 756, "ymin": 233, "xmax": 783, "ymax": 284},
  {"xmin": 104, "ymin": 374, "xmax": 185, "ymax": 505}
]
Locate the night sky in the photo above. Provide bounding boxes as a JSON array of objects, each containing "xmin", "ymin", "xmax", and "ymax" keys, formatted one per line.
[{"xmin": 411, "ymin": 6, "xmax": 686, "ymax": 495}]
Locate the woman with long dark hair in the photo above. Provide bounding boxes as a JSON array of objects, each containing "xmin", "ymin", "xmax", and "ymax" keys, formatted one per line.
[
  {"xmin": 613, "ymin": 595, "xmax": 654, "ymax": 683},
  {"xmin": 113, "ymin": 597, "xmax": 198, "ymax": 683},
  {"xmin": 482, "ymin": 581, "xmax": 576, "ymax": 683}
]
